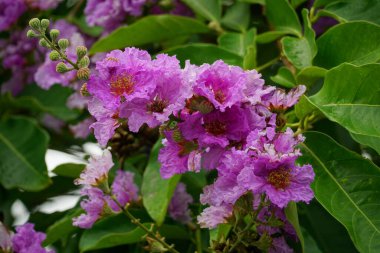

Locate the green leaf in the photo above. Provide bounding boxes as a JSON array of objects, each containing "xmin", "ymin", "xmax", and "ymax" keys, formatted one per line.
[
  {"xmin": 270, "ymin": 67, "xmax": 296, "ymax": 88},
  {"xmin": 296, "ymin": 66, "xmax": 327, "ymax": 88},
  {"xmin": 90, "ymin": 15, "xmax": 210, "ymax": 54},
  {"xmin": 52, "ymin": 163, "xmax": 85, "ymax": 178},
  {"xmin": 256, "ymin": 31, "xmax": 289, "ymax": 44},
  {"xmin": 314, "ymin": 21, "xmax": 380, "ymax": 69},
  {"xmin": 322, "ymin": 0, "xmax": 380, "ymax": 26},
  {"xmin": 294, "ymin": 95, "xmax": 320, "ymax": 120},
  {"xmin": 291, "ymin": 0, "xmax": 308, "ymax": 8},
  {"xmin": 0, "ymin": 117, "xmax": 51, "ymax": 191},
  {"xmin": 141, "ymin": 140, "xmax": 180, "ymax": 225},
  {"xmin": 299, "ymin": 131, "xmax": 380, "ymax": 253},
  {"xmin": 309, "ymin": 63, "xmax": 380, "ymax": 153},
  {"xmin": 285, "ymin": 202, "xmax": 304, "ymax": 251},
  {"xmin": 209, "ymin": 224, "xmax": 231, "ymax": 245},
  {"xmin": 181, "ymin": 0, "xmax": 222, "ymax": 21},
  {"xmin": 218, "ymin": 29, "xmax": 255, "ymax": 57},
  {"xmin": 281, "ymin": 9, "xmax": 317, "ymax": 70},
  {"xmin": 265, "ymin": 0, "xmax": 302, "ymax": 37},
  {"xmin": 221, "ymin": 2, "xmax": 250, "ymax": 32},
  {"xmin": 238, "ymin": 0, "xmax": 264, "ymax": 4},
  {"xmin": 164, "ymin": 43, "xmax": 243, "ymax": 67}
]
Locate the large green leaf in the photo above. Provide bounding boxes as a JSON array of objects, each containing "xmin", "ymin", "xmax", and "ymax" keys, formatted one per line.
[
  {"xmin": 141, "ymin": 140, "xmax": 180, "ymax": 225},
  {"xmin": 90, "ymin": 15, "xmax": 210, "ymax": 54},
  {"xmin": 314, "ymin": 22, "xmax": 380, "ymax": 69},
  {"xmin": 221, "ymin": 2, "xmax": 250, "ymax": 32},
  {"xmin": 218, "ymin": 29, "xmax": 255, "ymax": 57},
  {"xmin": 299, "ymin": 131, "xmax": 380, "ymax": 253},
  {"xmin": 181, "ymin": 0, "xmax": 222, "ymax": 21},
  {"xmin": 321, "ymin": 0, "xmax": 380, "ymax": 25},
  {"xmin": 52, "ymin": 163, "xmax": 85, "ymax": 178},
  {"xmin": 281, "ymin": 9, "xmax": 317, "ymax": 70},
  {"xmin": 0, "ymin": 117, "xmax": 51, "ymax": 191},
  {"xmin": 164, "ymin": 43, "xmax": 243, "ymax": 67},
  {"xmin": 285, "ymin": 202, "xmax": 304, "ymax": 251},
  {"xmin": 270, "ymin": 67, "xmax": 296, "ymax": 88},
  {"xmin": 265, "ymin": 0, "xmax": 302, "ymax": 37},
  {"xmin": 309, "ymin": 63, "xmax": 380, "ymax": 153}
]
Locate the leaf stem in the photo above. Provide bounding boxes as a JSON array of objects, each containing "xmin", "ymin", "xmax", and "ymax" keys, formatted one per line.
[
  {"xmin": 256, "ymin": 57, "xmax": 280, "ymax": 72},
  {"xmin": 195, "ymin": 227, "xmax": 203, "ymax": 253}
]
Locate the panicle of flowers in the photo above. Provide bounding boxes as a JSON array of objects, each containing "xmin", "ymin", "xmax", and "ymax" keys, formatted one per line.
[{"xmin": 0, "ymin": 222, "xmax": 54, "ymax": 253}]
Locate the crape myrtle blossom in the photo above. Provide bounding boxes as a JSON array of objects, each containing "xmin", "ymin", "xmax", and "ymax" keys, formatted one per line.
[
  {"xmin": 27, "ymin": 0, "xmax": 64, "ymax": 10},
  {"xmin": 0, "ymin": 0, "xmax": 26, "ymax": 32},
  {"xmin": 69, "ymin": 117, "xmax": 95, "ymax": 139},
  {"xmin": 168, "ymin": 183, "xmax": 193, "ymax": 224},
  {"xmin": 11, "ymin": 223, "xmax": 54, "ymax": 253}
]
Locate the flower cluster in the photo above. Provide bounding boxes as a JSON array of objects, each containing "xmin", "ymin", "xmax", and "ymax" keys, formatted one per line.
[
  {"xmin": 86, "ymin": 47, "xmax": 314, "ymax": 249},
  {"xmin": 73, "ymin": 150, "xmax": 139, "ymax": 228},
  {"xmin": 0, "ymin": 222, "xmax": 53, "ymax": 253}
]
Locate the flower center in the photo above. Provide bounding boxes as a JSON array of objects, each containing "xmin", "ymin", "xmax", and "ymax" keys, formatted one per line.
[
  {"xmin": 204, "ymin": 120, "xmax": 227, "ymax": 136},
  {"xmin": 147, "ymin": 98, "xmax": 168, "ymax": 113},
  {"xmin": 214, "ymin": 89, "xmax": 226, "ymax": 104},
  {"xmin": 267, "ymin": 168, "xmax": 291, "ymax": 190},
  {"xmin": 110, "ymin": 74, "xmax": 134, "ymax": 96}
]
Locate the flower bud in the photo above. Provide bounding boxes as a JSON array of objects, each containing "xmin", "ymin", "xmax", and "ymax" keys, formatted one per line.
[
  {"xmin": 76, "ymin": 46, "xmax": 87, "ymax": 60},
  {"xmin": 77, "ymin": 67, "xmax": 90, "ymax": 80},
  {"xmin": 56, "ymin": 62, "xmax": 70, "ymax": 73},
  {"xmin": 40, "ymin": 19, "xmax": 50, "ymax": 30},
  {"xmin": 50, "ymin": 29, "xmax": 60, "ymax": 41},
  {"xmin": 26, "ymin": 30, "xmax": 38, "ymax": 38},
  {"xmin": 78, "ymin": 56, "xmax": 90, "ymax": 68},
  {"xmin": 29, "ymin": 18, "xmax": 41, "ymax": 30},
  {"xmin": 39, "ymin": 38, "xmax": 50, "ymax": 48},
  {"xmin": 49, "ymin": 51, "xmax": 61, "ymax": 61},
  {"xmin": 80, "ymin": 83, "xmax": 90, "ymax": 97},
  {"xmin": 58, "ymin": 39, "xmax": 69, "ymax": 50}
]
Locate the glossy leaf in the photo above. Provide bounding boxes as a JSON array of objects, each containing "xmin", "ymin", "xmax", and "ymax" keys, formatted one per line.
[
  {"xmin": 90, "ymin": 15, "xmax": 210, "ymax": 53},
  {"xmin": 181, "ymin": 0, "xmax": 221, "ymax": 21},
  {"xmin": 314, "ymin": 22, "xmax": 380, "ymax": 69},
  {"xmin": 0, "ymin": 117, "xmax": 51, "ymax": 191},
  {"xmin": 270, "ymin": 66, "xmax": 296, "ymax": 88},
  {"xmin": 164, "ymin": 43, "xmax": 243, "ymax": 67},
  {"xmin": 52, "ymin": 163, "xmax": 85, "ymax": 178},
  {"xmin": 218, "ymin": 29, "xmax": 255, "ymax": 57},
  {"xmin": 256, "ymin": 31, "xmax": 289, "ymax": 44},
  {"xmin": 285, "ymin": 202, "xmax": 304, "ymax": 251},
  {"xmin": 221, "ymin": 2, "xmax": 250, "ymax": 32},
  {"xmin": 299, "ymin": 131, "xmax": 380, "ymax": 253},
  {"xmin": 309, "ymin": 63, "xmax": 380, "ymax": 153},
  {"xmin": 296, "ymin": 66, "xmax": 327, "ymax": 88},
  {"xmin": 265, "ymin": 0, "xmax": 302, "ymax": 37},
  {"xmin": 141, "ymin": 140, "xmax": 181, "ymax": 225}
]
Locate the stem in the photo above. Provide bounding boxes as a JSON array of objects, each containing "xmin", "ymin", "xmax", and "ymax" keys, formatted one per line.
[
  {"xmin": 110, "ymin": 196, "xmax": 180, "ymax": 253},
  {"xmin": 41, "ymin": 34, "xmax": 79, "ymax": 70},
  {"xmin": 228, "ymin": 219, "xmax": 255, "ymax": 253},
  {"xmin": 196, "ymin": 227, "xmax": 203, "ymax": 253},
  {"xmin": 256, "ymin": 57, "xmax": 280, "ymax": 72}
]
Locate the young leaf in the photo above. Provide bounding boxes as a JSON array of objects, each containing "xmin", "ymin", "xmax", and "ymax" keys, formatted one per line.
[
  {"xmin": 221, "ymin": 2, "xmax": 250, "ymax": 32},
  {"xmin": 270, "ymin": 66, "xmax": 296, "ymax": 88},
  {"xmin": 309, "ymin": 63, "xmax": 380, "ymax": 153},
  {"xmin": 181, "ymin": 0, "xmax": 222, "ymax": 21},
  {"xmin": 90, "ymin": 15, "xmax": 210, "ymax": 54},
  {"xmin": 299, "ymin": 131, "xmax": 380, "ymax": 253},
  {"xmin": 141, "ymin": 140, "xmax": 181, "ymax": 225},
  {"xmin": 0, "ymin": 117, "xmax": 51, "ymax": 191},
  {"xmin": 218, "ymin": 29, "xmax": 256, "ymax": 57},
  {"xmin": 285, "ymin": 202, "xmax": 304, "ymax": 251}
]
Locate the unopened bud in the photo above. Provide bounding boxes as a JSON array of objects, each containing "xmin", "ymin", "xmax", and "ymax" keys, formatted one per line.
[
  {"xmin": 172, "ymin": 129, "xmax": 183, "ymax": 142},
  {"xmin": 40, "ymin": 19, "xmax": 50, "ymax": 30},
  {"xmin": 56, "ymin": 62, "xmax": 70, "ymax": 73},
  {"xmin": 76, "ymin": 46, "xmax": 87, "ymax": 60},
  {"xmin": 26, "ymin": 30, "xmax": 38, "ymax": 38},
  {"xmin": 58, "ymin": 39, "xmax": 69, "ymax": 50},
  {"xmin": 49, "ymin": 51, "xmax": 61, "ymax": 61},
  {"xmin": 50, "ymin": 29, "xmax": 60, "ymax": 41},
  {"xmin": 39, "ymin": 38, "xmax": 50, "ymax": 48},
  {"xmin": 77, "ymin": 67, "xmax": 90, "ymax": 80},
  {"xmin": 80, "ymin": 83, "xmax": 90, "ymax": 97},
  {"xmin": 78, "ymin": 56, "xmax": 90, "ymax": 68},
  {"xmin": 29, "ymin": 18, "xmax": 41, "ymax": 30}
]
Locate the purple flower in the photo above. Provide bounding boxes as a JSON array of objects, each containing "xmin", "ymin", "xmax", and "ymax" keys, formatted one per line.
[
  {"xmin": 243, "ymin": 70, "xmax": 274, "ymax": 105},
  {"xmin": 269, "ymin": 237, "xmax": 293, "ymax": 253},
  {"xmin": 75, "ymin": 149, "xmax": 114, "ymax": 186},
  {"xmin": 41, "ymin": 114, "xmax": 65, "ymax": 133},
  {"xmin": 66, "ymin": 92, "xmax": 90, "ymax": 110},
  {"xmin": 197, "ymin": 205, "xmax": 232, "ymax": 229},
  {"xmin": 0, "ymin": 222, "xmax": 12, "ymax": 252},
  {"xmin": 11, "ymin": 223, "xmax": 54, "ymax": 253},
  {"xmin": 27, "ymin": 0, "xmax": 63, "ymax": 10},
  {"xmin": 192, "ymin": 60, "xmax": 246, "ymax": 111},
  {"xmin": 168, "ymin": 183, "xmax": 193, "ymax": 224},
  {"xmin": 151, "ymin": 0, "xmax": 193, "ymax": 17},
  {"xmin": 70, "ymin": 118, "xmax": 95, "ymax": 139},
  {"xmin": 0, "ymin": 0, "xmax": 26, "ymax": 32},
  {"xmin": 121, "ymin": 0, "xmax": 146, "ymax": 16},
  {"xmin": 120, "ymin": 54, "xmax": 191, "ymax": 132},
  {"xmin": 264, "ymin": 85, "xmax": 306, "ymax": 111},
  {"xmin": 111, "ymin": 170, "xmax": 139, "ymax": 207},
  {"xmin": 158, "ymin": 130, "xmax": 201, "ymax": 179},
  {"xmin": 73, "ymin": 187, "xmax": 119, "ymax": 229}
]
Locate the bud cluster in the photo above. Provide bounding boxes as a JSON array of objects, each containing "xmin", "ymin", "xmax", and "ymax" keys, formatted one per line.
[{"xmin": 26, "ymin": 18, "xmax": 91, "ymax": 81}]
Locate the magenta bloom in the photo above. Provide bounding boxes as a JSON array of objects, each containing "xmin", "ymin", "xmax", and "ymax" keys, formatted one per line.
[
  {"xmin": 66, "ymin": 92, "xmax": 89, "ymax": 110},
  {"xmin": 75, "ymin": 149, "xmax": 114, "ymax": 186},
  {"xmin": 269, "ymin": 237, "xmax": 293, "ymax": 253},
  {"xmin": 28, "ymin": 0, "xmax": 63, "ymax": 9},
  {"xmin": 111, "ymin": 170, "xmax": 139, "ymax": 206},
  {"xmin": 70, "ymin": 117, "xmax": 95, "ymax": 139},
  {"xmin": 243, "ymin": 70, "xmax": 274, "ymax": 105},
  {"xmin": 120, "ymin": 54, "xmax": 191, "ymax": 132},
  {"xmin": 197, "ymin": 205, "xmax": 232, "ymax": 229},
  {"xmin": 158, "ymin": 130, "xmax": 201, "ymax": 179},
  {"xmin": 168, "ymin": 183, "xmax": 193, "ymax": 224},
  {"xmin": 264, "ymin": 85, "xmax": 306, "ymax": 111},
  {"xmin": 192, "ymin": 60, "xmax": 246, "ymax": 111},
  {"xmin": 12, "ymin": 223, "xmax": 54, "ymax": 253},
  {"xmin": 0, "ymin": 0, "xmax": 26, "ymax": 32},
  {"xmin": 88, "ymin": 98, "xmax": 120, "ymax": 147},
  {"xmin": 179, "ymin": 106, "xmax": 251, "ymax": 148}
]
